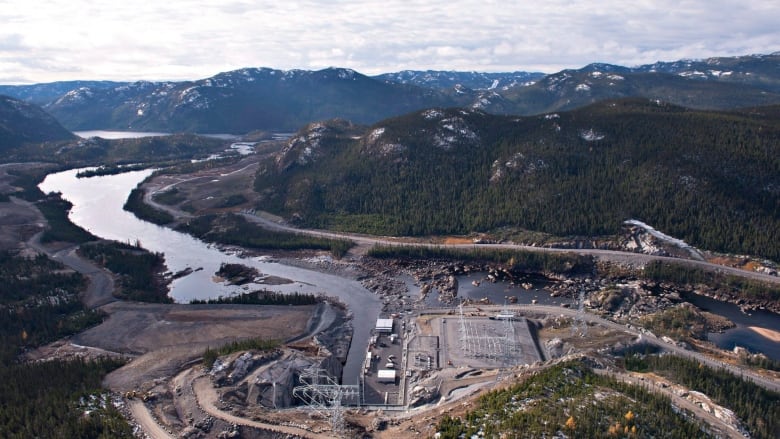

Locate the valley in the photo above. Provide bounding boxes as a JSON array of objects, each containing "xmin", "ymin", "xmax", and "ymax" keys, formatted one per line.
[
  {"xmin": 26, "ymin": 140, "xmax": 777, "ymax": 438},
  {"xmin": 1, "ymin": 52, "xmax": 779, "ymax": 439}
]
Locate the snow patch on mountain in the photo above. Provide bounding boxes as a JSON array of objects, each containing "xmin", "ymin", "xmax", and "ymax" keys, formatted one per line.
[
  {"xmin": 580, "ymin": 128, "xmax": 605, "ymax": 141},
  {"xmin": 379, "ymin": 143, "xmax": 406, "ymax": 156},
  {"xmin": 472, "ymin": 96, "xmax": 491, "ymax": 109},
  {"xmin": 471, "ymin": 92, "xmax": 503, "ymax": 110},
  {"xmin": 176, "ymin": 86, "xmax": 209, "ymax": 109},
  {"xmin": 368, "ymin": 127, "xmax": 385, "ymax": 142},
  {"xmin": 338, "ymin": 68, "xmax": 357, "ymax": 80},
  {"xmin": 434, "ymin": 116, "xmax": 479, "ymax": 150},
  {"xmin": 54, "ymin": 87, "xmax": 94, "ymax": 105},
  {"xmin": 490, "ymin": 152, "xmax": 548, "ymax": 183},
  {"xmin": 361, "ymin": 126, "xmax": 407, "ymax": 158},
  {"xmin": 679, "ymin": 70, "xmax": 707, "ymax": 78},
  {"xmin": 276, "ymin": 122, "xmax": 329, "ymax": 169},
  {"xmin": 423, "ymin": 109, "xmax": 444, "ymax": 120},
  {"xmin": 545, "ymin": 72, "xmax": 572, "ymax": 92}
]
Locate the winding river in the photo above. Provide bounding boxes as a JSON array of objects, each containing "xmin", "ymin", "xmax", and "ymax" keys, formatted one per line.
[
  {"xmin": 38, "ymin": 166, "xmax": 780, "ymax": 368},
  {"xmin": 39, "ymin": 168, "xmax": 381, "ymax": 385}
]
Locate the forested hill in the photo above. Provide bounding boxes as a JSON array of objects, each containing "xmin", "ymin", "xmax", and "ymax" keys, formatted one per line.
[
  {"xmin": 253, "ymin": 99, "xmax": 780, "ymax": 260},
  {"xmin": 0, "ymin": 95, "xmax": 75, "ymax": 151}
]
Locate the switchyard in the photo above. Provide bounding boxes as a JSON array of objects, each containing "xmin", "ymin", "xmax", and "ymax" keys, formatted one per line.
[
  {"xmin": 357, "ymin": 309, "xmax": 544, "ymax": 409},
  {"xmin": 437, "ymin": 313, "xmax": 543, "ymax": 369}
]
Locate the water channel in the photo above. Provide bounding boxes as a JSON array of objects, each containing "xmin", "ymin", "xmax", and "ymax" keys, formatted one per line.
[
  {"xmin": 38, "ymin": 159, "xmax": 780, "ymax": 366},
  {"xmin": 39, "ymin": 168, "xmax": 381, "ymax": 384},
  {"xmin": 684, "ymin": 293, "xmax": 780, "ymax": 360}
]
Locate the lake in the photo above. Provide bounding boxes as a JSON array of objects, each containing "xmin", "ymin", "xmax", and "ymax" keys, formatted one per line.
[{"xmin": 74, "ymin": 130, "xmax": 240, "ymax": 140}]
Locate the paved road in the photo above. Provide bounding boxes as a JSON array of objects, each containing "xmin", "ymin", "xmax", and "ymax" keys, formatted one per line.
[
  {"xmin": 144, "ymin": 176, "xmax": 779, "ymax": 287},
  {"xmin": 423, "ymin": 304, "xmax": 780, "ymax": 393},
  {"xmin": 240, "ymin": 212, "xmax": 780, "ymax": 286},
  {"xmin": 237, "ymin": 208, "xmax": 780, "ymax": 392}
]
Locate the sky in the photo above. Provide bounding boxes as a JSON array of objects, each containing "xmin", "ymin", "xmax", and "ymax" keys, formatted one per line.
[{"xmin": 1, "ymin": 0, "xmax": 778, "ymax": 84}]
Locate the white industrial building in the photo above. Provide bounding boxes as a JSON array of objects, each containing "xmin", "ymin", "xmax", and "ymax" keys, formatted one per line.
[
  {"xmin": 377, "ymin": 369, "xmax": 396, "ymax": 383},
  {"xmin": 375, "ymin": 318, "xmax": 393, "ymax": 333}
]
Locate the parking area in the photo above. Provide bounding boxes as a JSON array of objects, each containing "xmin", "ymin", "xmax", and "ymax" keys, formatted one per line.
[
  {"xmin": 359, "ymin": 313, "xmax": 542, "ymax": 407},
  {"xmin": 361, "ymin": 319, "xmax": 404, "ymax": 405}
]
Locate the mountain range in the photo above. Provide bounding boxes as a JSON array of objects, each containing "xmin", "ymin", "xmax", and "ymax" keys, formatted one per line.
[
  {"xmin": 1, "ymin": 52, "xmax": 779, "ymax": 261},
  {"xmin": 0, "ymin": 52, "xmax": 779, "ymax": 134}
]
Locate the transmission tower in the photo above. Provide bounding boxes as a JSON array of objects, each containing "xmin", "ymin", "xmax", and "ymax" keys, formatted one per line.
[
  {"xmin": 458, "ymin": 302, "xmax": 468, "ymax": 343},
  {"xmin": 571, "ymin": 287, "xmax": 588, "ymax": 336},
  {"xmin": 292, "ymin": 366, "xmax": 360, "ymax": 434}
]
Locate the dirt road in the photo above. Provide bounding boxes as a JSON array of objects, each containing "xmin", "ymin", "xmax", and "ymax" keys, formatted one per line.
[
  {"xmin": 425, "ymin": 303, "xmax": 780, "ymax": 393},
  {"xmin": 192, "ymin": 375, "xmax": 333, "ymax": 439},
  {"xmin": 137, "ymin": 159, "xmax": 780, "ymax": 286},
  {"xmin": 595, "ymin": 369, "xmax": 747, "ymax": 439},
  {"xmin": 13, "ymin": 194, "xmax": 117, "ymax": 308},
  {"xmin": 128, "ymin": 400, "xmax": 175, "ymax": 439}
]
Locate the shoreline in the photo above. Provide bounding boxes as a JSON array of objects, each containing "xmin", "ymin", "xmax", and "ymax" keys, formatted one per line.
[{"xmin": 748, "ymin": 326, "xmax": 780, "ymax": 343}]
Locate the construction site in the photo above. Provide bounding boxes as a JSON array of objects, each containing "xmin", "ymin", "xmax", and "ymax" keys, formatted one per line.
[
  {"xmin": 358, "ymin": 306, "xmax": 544, "ymax": 408},
  {"xmin": 146, "ymin": 303, "xmax": 557, "ymax": 438}
]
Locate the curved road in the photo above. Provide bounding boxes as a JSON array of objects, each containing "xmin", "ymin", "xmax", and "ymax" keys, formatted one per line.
[
  {"xmin": 424, "ymin": 304, "xmax": 780, "ymax": 393},
  {"xmin": 192, "ymin": 375, "xmax": 333, "ymax": 439},
  {"xmin": 141, "ymin": 175, "xmax": 780, "ymax": 287},
  {"xmin": 594, "ymin": 369, "xmax": 746, "ymax": 439},
  {"xmin": 143, "ymin": 197, "xmax": 780, "ymax": 391},
  {"xmin": 128, "ymin": 400, "xmax": 175, "ymax": 439},
  {"xmin": 49, "ymin": 245, "xmax": 117, "ymax": 308},
  {"xmin": 13, "ymin": 196, "xmax": 117, "ymax": 308},
  {"xmin": 239, "ymin": 212, "xmax": 780, "ymax": 286}
]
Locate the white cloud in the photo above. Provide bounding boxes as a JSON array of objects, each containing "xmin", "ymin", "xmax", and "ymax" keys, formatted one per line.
[{"xmin": 0, "ymin": 0, "xmax": 778, "ymax": 83}]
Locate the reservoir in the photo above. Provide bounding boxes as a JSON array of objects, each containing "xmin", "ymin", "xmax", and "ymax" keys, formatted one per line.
[{"xmin": 39, "ymin": 168, "xmax": 380, "ymax": 384}]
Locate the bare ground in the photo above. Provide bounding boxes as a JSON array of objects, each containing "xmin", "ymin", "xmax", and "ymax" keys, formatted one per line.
[
  {"xmin": 80, "ymin": 302, "xmax": 314, "ymax": 392},
  {"xmin": 0, "ymin": 163, "xmax": 50, "ymax": 252}
]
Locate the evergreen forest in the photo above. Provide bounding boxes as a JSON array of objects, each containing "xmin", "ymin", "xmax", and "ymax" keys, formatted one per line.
[
  {"xmin": 177, "ymin": 212, "xmax": 354, "ymax": 258},
  {"xmin": 624, "ymin": 354, "xmax": 779, "ymax": 438},
  {"xmin": 254, "ymin": 100, "xmax": 780, "ymax": 260},
  {"xmin": 79, "ymin": 240, "xmax": 172, "ymax": 303},
  {"xmin": 435, "ymin": 360, "xmax": 708, "ymax": 438},
  {"xmin": 0, "ymin": 251, "xmax": 131, "ymax": 438}
]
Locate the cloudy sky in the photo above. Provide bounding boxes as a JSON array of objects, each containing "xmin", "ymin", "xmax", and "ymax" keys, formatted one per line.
[{"xmin": 1, "ymin": 0, "xmax": 778, "ymax": 84}]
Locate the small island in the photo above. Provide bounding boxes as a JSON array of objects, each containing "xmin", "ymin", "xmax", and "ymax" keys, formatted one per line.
[{"xmin": 215, "ymin": 262, "xmax": 259, "ymax": 285}]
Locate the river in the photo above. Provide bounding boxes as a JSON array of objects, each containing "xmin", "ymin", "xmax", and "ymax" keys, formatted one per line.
[
  {"xmin": 37, "ymin": 168, "xmax": 780, "ymax": 367},
  {"xmin": 684, "ymin": 293, "xmax": 780, "ymax": 360},
  {"xmin": 38, "ymin": 168, "xmax": 380, "ymax": 384}
]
